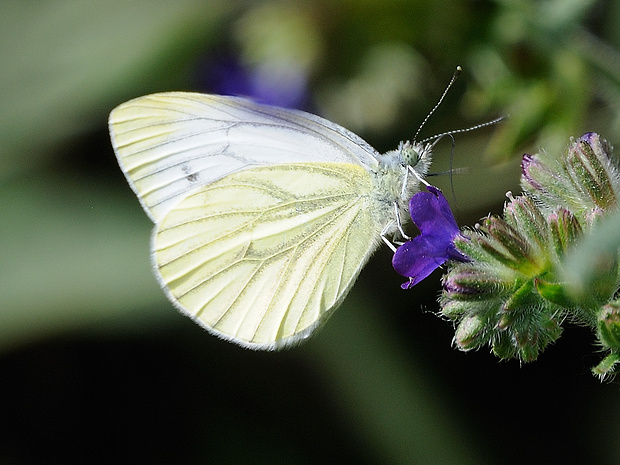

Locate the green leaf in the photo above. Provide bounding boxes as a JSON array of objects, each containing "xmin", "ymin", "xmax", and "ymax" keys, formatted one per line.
[{"xmin": 561, "ymin": 208, "xmax": 620, "ymax": 303}]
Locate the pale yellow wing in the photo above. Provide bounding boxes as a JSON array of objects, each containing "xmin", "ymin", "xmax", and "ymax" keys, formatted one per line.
[
  {"xmin": 109, "ymin": 92, "xmax": 380, "ymax": 223},
  {"xmin": 153, "ymin": 162, "xmax": 381, "ymax": 349}
]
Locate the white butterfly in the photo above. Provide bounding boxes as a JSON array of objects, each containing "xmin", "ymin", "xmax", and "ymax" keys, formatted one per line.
[{"xmin": 109, "ymin": 92, "xmax": 435, "ymax": 349}]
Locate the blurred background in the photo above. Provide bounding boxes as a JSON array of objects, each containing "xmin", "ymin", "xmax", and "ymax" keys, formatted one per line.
[{"xmin": 2, "ymin": 1, "xmax": 620, "ymax": 464}]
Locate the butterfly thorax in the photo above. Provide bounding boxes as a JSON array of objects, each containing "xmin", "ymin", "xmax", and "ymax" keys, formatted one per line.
[{"xmin": 371, "ymin": 140, "xmax": 433, "ymax": 234}]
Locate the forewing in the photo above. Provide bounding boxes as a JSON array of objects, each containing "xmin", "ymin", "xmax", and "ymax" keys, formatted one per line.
[
  {"xmin": 109, "ymin": 92, "xmax": 380, "ymax": 222},
  {"xmin": 153, "ymin": 162, "xmax": 381, "ymax": 349}
]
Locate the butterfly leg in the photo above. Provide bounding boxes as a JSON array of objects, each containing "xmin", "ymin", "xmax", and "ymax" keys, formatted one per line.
[
  {"xmin": 408, "ymin": 165, "xmax": 430, "ymax": 186},
  {"xmin": 380, "ymin": 201, "xmax": 411, "ymax": 252},
  {"xmin": 393, "ymin": 202, "xmax": 410, "ymax": 240},
  {"xmin": 380, "ymin": 227, "xmax": 398, "ymax": 252}
]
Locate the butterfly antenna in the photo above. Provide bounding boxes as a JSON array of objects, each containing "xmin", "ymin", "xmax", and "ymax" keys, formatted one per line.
[
  {"xmin": 421, "ymin": 115, "xmax": 504, "ymax": 209},
  {"xmin": 412, "ymin": 65, "xmax": 462, "ymax": 142},
  {"xmin": 421, "ymin": 115, "xmax": 506, "ymax": 146}
]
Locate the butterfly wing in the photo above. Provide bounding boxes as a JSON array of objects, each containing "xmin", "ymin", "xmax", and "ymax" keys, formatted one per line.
[
  {"xmin": 109, "ymin": 92, "xmax": 380, "ymax": 223},
  {"xmin": 153, "ymin": 162, "xmax": 381, "ymax": 349}
]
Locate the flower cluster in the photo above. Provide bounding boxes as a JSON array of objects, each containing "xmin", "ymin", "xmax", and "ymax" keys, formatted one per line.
[{"xmin": 395, "ymin": 133, "xmax": 620, "ymax": 379}]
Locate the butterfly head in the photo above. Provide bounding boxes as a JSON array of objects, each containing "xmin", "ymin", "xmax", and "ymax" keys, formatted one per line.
[
  {"xmin": 373, "ymin": 139, "xmax": 433, "ymax": 232},
  {"xmin": 398, "ymin": 140, "xmax": 432, "ymax": 178}
]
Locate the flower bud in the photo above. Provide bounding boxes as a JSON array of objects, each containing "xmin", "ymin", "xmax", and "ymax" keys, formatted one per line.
[
  {"xmin": 520, "ymin": 134, "xmax": 620, "ymax": 226},
  {"xmin": 548, "ymin": 208, "xmax": 582, "ymax": 258},
  {"xmin": 491, "ymin": 333, "xmax": 517, "ymax": 359},
  {"xmin": 480, "ymin": 216, "xmax": 543, "ymax": 274},
  {"xmin": 454, "ymin": 314, "xmax": 486, "ymax": 350},
  {"xmin": 474, "ymin": 234, "xmax": 522, "ymax": 269},
  {"xmin": 504, "ymin": 195, "xmax": 549, "ymax": 253},
  {"xmin": 443, "ymin": 267, "xmax": 506, "ymax": 301},
  {"xmin": 440, "ymin": 300, "xmax": 469, "ymax": 319},
  {"xmin": 514, "ymin": 330, "xmax": 541, "ymax": 362},
  {"xmin": 486, "ymin": 217, "xmax": 531, "ymax": 259},
  {"xmin": 565, "ymin": 133, "xmax": 617, "ymax": 210},
  {"xmin": 521, "ymin": 153, "xmax": 554, "ymax": 194},
  {"xmin": 597, "ymin": 302, "xmax": 620, "ymax": 350},
  {"xmin": 520, "ymin": 152, "xmax": 575, "ymax": 210}
]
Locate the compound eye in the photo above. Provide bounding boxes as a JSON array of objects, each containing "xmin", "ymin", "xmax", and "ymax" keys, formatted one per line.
[{"xmin": 401, "ymin": 144, "xmax": 421, "ymax": 168}]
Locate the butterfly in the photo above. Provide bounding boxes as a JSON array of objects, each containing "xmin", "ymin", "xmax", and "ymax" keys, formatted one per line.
[{"xmin": 108, "ymin": 77, "xmax": 461, "ymax": 349}]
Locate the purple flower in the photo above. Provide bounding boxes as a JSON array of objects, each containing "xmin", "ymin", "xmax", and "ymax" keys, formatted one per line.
[
  {"xmin": 196, "ymin": 51, "xmax": 309, "ymax": 109},
  {"xmin": 393, "ymin": 185, "xmax": 469, "ymax": 289}
]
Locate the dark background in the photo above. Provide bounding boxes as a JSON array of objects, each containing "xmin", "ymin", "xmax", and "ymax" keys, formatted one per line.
[{"xmin": 2, "ymin": 1, "xmax": 620, "ymax": 464}]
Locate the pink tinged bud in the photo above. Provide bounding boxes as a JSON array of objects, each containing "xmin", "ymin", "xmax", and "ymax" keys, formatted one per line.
[
  {"xmin": 548, "ymin": 208, "xmax": 582, "ymax": 257},
  {"xmin": 521, "ymin": 154, "xmax": 544, "ymax": 191},
  {"xmin": 443, "ymin": 268, "xmax": 507, "ymax": 301},
  {"xmin": 475, "ymin": 217, "xmax": 544, "ymax": 274},
  {"xmin": 485, "ymin": 218, "xmax": 534, "ymax": 263},
  {"xmin": 566, "ymin": 133, "xmax": 617, "ymax": 209},
  {"xmin": 504, "ymin": 195, "xmax": 549, "ymax": 253},
  {"xmin": 454, "ymin": 314, "xmax": 485, "ymax": 350},
  {"xmin": 521, "ymin": 153, "xmax": 558, "ymax": 194}
]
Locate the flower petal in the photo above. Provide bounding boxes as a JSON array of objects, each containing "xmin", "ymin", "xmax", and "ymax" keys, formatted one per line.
[
  {"xmin": 393, "ymin": 185, "xmax": 469, "ymax": 289},
  {"xmin": 393, "ymin": 234, "xmax": 452, "ymax": 289},
  {"xmin": 409, "ymin": 185, "xmax": 460, "ymax": 237}
]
